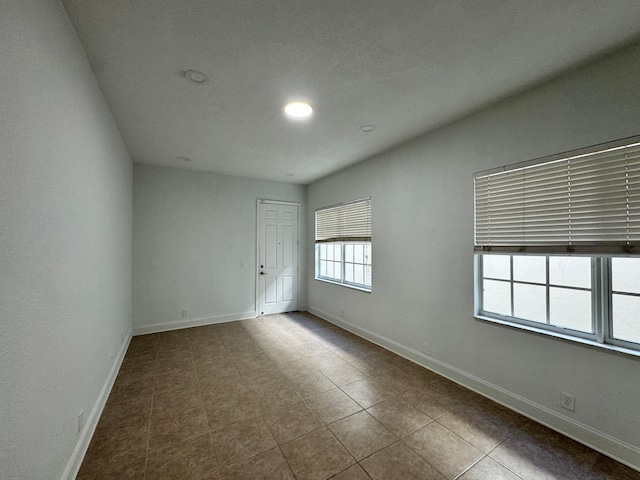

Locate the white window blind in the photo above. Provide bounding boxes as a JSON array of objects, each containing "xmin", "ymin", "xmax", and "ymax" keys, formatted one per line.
[
  {"xmin": 315, "ymin": 197, "xmax": 371, "ymax": 243},
  {"xmin": 474, "ymin": 137, "xmax": 640, "ymax": 254}
]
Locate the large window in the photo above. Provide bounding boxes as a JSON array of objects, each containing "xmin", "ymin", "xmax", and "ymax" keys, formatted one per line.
[
  {"xmin": 315, "ymin": 198, "xmax": 372, "ymax": 291},
  {"xmin": 474, "ymin": 137, "xmax": 640, "ymax": 354}
]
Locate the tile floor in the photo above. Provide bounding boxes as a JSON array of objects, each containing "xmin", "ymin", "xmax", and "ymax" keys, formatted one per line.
[{"xmin": 78, "ymin": 312, "xmax": 640, "ymax": 480}]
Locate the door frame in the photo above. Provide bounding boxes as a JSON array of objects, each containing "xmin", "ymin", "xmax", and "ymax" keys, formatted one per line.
[{"xmin": 255, "ymin": 199, "xmax": 301, "ymax": 317}]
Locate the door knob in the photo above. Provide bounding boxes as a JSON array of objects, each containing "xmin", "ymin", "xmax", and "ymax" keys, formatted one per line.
[{"xmin": 260, "ymin": 271, "xmax": 266, "ymax": 275}]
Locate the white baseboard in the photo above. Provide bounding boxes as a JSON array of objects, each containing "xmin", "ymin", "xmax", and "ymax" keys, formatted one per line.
[
  {"xmin": 132, "ymin": 311, "xmax": 257, "ymax": 336},
  {"xmin": 61, "ymin": 328, "xmax": 132, "ymax": 480},
  {"xmin": 306, "ymin": 306, "xmax": 640, "ymax": 471}
]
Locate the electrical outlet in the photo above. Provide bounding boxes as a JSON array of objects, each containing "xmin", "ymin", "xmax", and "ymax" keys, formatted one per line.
[
  {"xmin": 182, "ymin": 309, "xmax": 188, "ymax": 317},
  {"xmin": 78, "ymin": 409, "xmax": 84, "ymax": 434},
  {"xmin": 240, "ymin": 260, "xmax": 247, "ymax": 268},
  {"xmin": 340, "ymin": 309, "xmax": 345, "ymax": 318},
  {"xmin": 561, "ymin": 392, "xmax": 575, "ymax": 412}
]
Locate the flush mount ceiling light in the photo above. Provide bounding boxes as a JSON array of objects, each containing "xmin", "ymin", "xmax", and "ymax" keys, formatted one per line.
[
  {"xmin": 284, "ymin": 101, "xmax": 313, "ymax": 119},
  {"xmin": 177, "ymin": 156, "xmax": 191, "ymax": 162},
  {"xmin": 361, "ymin": 125, "xmax": 376, "ymax": 133},
  {"xmin": 183, "ymin": 70, "xmax": 209, "ymax": 85}
]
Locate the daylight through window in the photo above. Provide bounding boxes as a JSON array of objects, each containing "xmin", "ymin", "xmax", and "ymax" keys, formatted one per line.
[
  {"xmin": 315, "ymin": 198, "xmax": 372, "ymax": 291},
  {"xmin": 474, "ymin": 137, "xmax": 640, "ymax": 353}
]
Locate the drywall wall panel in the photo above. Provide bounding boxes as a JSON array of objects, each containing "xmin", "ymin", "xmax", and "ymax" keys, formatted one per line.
[
  {"xmin": 306, "ymin": 41, "xmax": 640, "ymax": 467},
  {"xmin": 0, "ymin": 1, "xmax": 133, "ymax": 479},
  {"xmin": 133, "ymin": 164, "xmax": 305, "ymax": 332}
]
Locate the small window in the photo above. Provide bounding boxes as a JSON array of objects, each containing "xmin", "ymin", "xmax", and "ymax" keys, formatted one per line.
[
  {"xmin": 474, "ymin": 136, "xmax": 640, "ymax": 354},
  {"xmin": 315, "ymin": 198, "xmax": 372, "ymax": 291}
]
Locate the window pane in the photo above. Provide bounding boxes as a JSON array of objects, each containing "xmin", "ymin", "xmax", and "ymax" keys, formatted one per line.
[
  {"xmin": 513, "ymin": 255, "xmax": 546, "ymax": 284},
  {"xmin": 482, "ymin": 279, "xmax": 511, "ymax": 316},
  {"xmin": 354, "ymin": 244, "xmax": 364, "ymax": 264},
  {"xmin": 612, "ymin": 258, "xmax": 640, "ymax": 294},
  {"xmin": 334, "ymin": 244, "xmax": 342, "ymax": 261},
  {"xmin": 612, "ymin": 294, "xmax": 640, "ymax": 344},
  {"xmin": 345, "ymin": 244, "xmax": 353, "ymax": 263},
  {"xmin": 514, "ymin": 283, "xmax": 546, "ymax": 323},
  {"xmin": 345, "ymin": 263, "xmax": 354, "ymax": 283},
  {"xmin": 326, "ymin": 245, "xmax": 334, "ymax": 261},
  {"xmin": 326, "ymin": 261, "xmax": 334, "ymax": 278},
  {"xmin": 365, "ymin": 265, "xmax": 372, "ymax": 286},
  {"xmin": 483, "ymin": 255, "xmax": 510, "ymax": 280},
  {"xmin": 320, "ymin": 260, "xmax": 326, "ymax": 277},
  {"xmin": 320, "ymin": 243, "xmax": 326, "ymax": 259},
  {"xmin": 550, "ymin": 287, "xmax": 592, "ymax": 332},
  {"xmin": 354, "ymin": 265, "xmax": 364, "ymax": 285},
  {"xmin": 365, "ymin": 244, "xmax": 371, "ymax": 264},
  {"xmin": 549, "ymin": 257, "xmax": 590, "ymax": 288}
]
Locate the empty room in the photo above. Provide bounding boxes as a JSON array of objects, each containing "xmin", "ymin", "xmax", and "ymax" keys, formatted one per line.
[{"xmin": 3, "ymin": 1, "xmax": 640, "ymax": 479}]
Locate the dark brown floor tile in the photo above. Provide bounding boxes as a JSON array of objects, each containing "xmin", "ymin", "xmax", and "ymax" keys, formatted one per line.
[
  {"xmin": 400, "ymin": 387, "xmax": 451, "ymax": 420},
  {"xmin": 305, "ymin": 388, "xmax": 363, "ymax": 424},
  {"xmin": 328, "ymin": 411, "xmax": 397, "ymax": 461},
  {"xmin": 199, "ymin": 374, "xmax": 249, "ymax": 400},
  {"xmin": 211, "ymin": 416, "xmax": 277, "ymax": 466},
  {"xmin": 156, "ymin": 351, "xmax": 197, "ymax": 375},
  {"xmin": 360, "ymin": 442, "xmax": 446, "ymax": 480},
  {"xmin": 118, "ymin": 352, "xmax": 157, "ymax": 377},
  {"xmin": 79, "ymin": 430, "xmax": 148, "ymax": 476},
  {"xmin": 280, "ymin": 427, "xmax": 355, "ymax": 480},
  {"xmin": 249, "ymin": 380, "xmax": 302, "ymax": 413},
  {"xmin": 331, "ymin": 464, "xmax": 373, "ymax": 480},
  {"xmin": 146, "ymin": 433, "xmax": 219, "ymax": 479},
  {"xmin": 203, "ymin": 389, "xmax": 261, "ymax": 430},
  {"xmin": 77, "ymin": 456, "xmax": 146, "ymax": 479},
  {"xmin": 94, "ymin": 396, "xmax": 151, "ymax": 437},
  {"xmin": 288, "ymin": 370, "xmax": 338, "ymax": 398},
  {"xmin": 347, "ymin": 354, "xmax": 395, "ymax": 376},
  {"xmin": 149, "ymin": 404, "xmax": 209, "ymax": 451},
  {"xmin": 583, "ymin": 455, "xmax": 640, "ymax": 480},
  {"xmin": 341, "ymin": 378, "xmax": 394, "ymax": 409},
  {"xmin": 153, "ymin": 384, "xmax": 204, "ymax": 415},
  {"xmin": 320, "ymin": 363, "xmax": 365, "ymax": 387},
  {"xmin": 457, "ymin": 456, "xmax": 521, "ymax": 480},
  {"xmin": 490, "ymin": 423, "xmax": 598, "ymax": 480},
  {"xmin": 436, "ymin": 407, "xmax": 514, "ymax": 453},
  {"xmin": 218, "ymin": 447, "xmax": 296, "ymax": 480},
  {"xmin": 155, "ymin": 369, "xmax": 200, "ymax": 393},
  {"xmin": 108, "ymin": 373, "xmax": 155, "ymax": 405},
  {"xmin": 369, "ymin": 367, "xmax": 425, "ymax": 393},
  {"xmin": 263, "ymin": 400, "xmax": 324, "ymax": 444},
  {"xmin": 404, "ymin": 422, "xmax": 483, "ymax": 479},
  {"xmin": 366, "ymin": 397, "xmax": 432, "ymax": 437},
  {"xmin": 306, "ymin": 350, "xmax": 346, "ymax": 369}
]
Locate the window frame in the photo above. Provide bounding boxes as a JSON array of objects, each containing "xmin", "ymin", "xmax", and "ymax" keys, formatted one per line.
[
  {"xmin": 314, "ymin": 197, "xmax": 372, "ymax": 292},
  {"xmin": 473, "ymin": 136, "xmax": 640, "ymax": 356},
  {"xmin": 315, "ymin": 241, "xmax": 372, "ymax": 292},
  {"xmin": 474, "ymin": 253, "xmax": 640, "ymax": 356}
]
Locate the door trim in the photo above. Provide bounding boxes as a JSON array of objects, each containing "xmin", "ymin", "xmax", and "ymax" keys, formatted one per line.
[{"xmin": 255, "ymin": 199, "xmax": 301, "ymax": 317}]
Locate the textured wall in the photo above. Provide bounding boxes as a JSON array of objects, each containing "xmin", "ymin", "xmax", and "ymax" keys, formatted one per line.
[
  {"xmin": 306, "ymin": 41, "xmax": 640, "ymax": 467},
  {"xmin": 0, "ymin": 1, "xmax": 133, "ymax": 478},
  {"xmin": 133, "ymin": 164, "xmax": 306, "ymax": 333}
]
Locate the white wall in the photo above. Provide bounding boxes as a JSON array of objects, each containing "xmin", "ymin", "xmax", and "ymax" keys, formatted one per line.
[
  {"xmin": 306, "ymin": 41, "xmax": 640, "ymax": 468},
  {"xmin": 133, "ymin": 164, "xmax": 305, "ymax": 333},
  {"xmin": 0, "ymin": 1, "xmax": 133, "ymax": 479}
]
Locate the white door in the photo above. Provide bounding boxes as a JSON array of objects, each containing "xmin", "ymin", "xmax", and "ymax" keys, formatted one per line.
[{"xmin": 257, "ymin": 201, "xmax": 299, "ymax": 315}]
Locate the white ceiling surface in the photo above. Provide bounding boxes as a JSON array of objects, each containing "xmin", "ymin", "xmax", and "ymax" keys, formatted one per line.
[{"xmin": 62, "ymin": 1, "xmax": 640, "ymax": 185}]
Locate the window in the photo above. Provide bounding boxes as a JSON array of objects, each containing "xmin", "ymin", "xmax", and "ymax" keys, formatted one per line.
[
  {"xmin": 474, "ymin": 137, "xmax": 640, "ymax": 354},
  {"xmin": 315, "ymin": 198, "xmax": 372, "ymax": 291}
]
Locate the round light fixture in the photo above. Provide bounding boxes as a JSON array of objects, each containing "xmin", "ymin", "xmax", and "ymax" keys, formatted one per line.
[
  {"xmin": 284, "ymin": 101, "xmax": 313, "ymax": 119},
  {"xmin": 177, "ymin": 156, "xmax": 191, "ymax": 162},
  {"xmin": 183, "ymin": 70, "xmax": 209, "ymax": 85},
  {"xmin": 361, "ymin": 125, "xmax": 376, "ymax": 133}
]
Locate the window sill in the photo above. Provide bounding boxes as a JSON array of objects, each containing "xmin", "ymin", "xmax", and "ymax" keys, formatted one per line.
[
  {"xmin": 315, "ymin": 277, "xmax": 371, "ymax": 293},
  {"xmin": 474, "ymin": 314, "xmax": 640, "ymax": 358}
]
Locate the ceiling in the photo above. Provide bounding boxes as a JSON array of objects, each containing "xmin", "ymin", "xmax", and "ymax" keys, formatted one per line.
[{"xmin": 62, "ymin": 0, "xmax": 640, "ymax": 185}]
